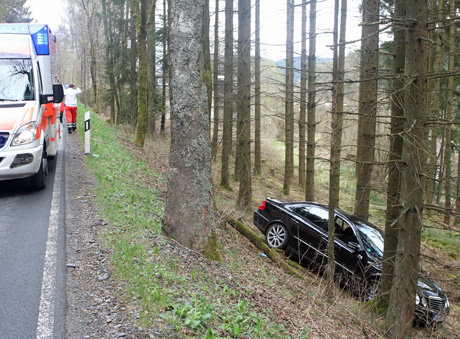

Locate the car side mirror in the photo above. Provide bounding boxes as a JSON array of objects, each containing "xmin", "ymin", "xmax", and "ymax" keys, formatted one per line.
[{"xmin": 348, "ymin": 241, "xmax": 360, "ymax": 252}]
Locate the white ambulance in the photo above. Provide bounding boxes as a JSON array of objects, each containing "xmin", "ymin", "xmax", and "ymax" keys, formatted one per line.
[{"xmin": 0, "ymin": 23, "xmax": 64, "ymax": 189}]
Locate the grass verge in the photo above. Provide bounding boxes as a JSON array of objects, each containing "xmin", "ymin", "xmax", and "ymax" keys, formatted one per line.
[{"xmin": 75, "ymin": 109, "xmax": 299, "ymax": 338}]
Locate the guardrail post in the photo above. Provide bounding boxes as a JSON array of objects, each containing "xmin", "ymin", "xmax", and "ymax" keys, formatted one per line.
[{"xmin": 84, "ymin": 111, "xmax": 90, "ymax": 154}]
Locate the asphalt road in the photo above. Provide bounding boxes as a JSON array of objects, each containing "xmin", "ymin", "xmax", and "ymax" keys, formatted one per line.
[{"xmin": 0, "ymin": 135, "xmax": 67, "ymax": 339}]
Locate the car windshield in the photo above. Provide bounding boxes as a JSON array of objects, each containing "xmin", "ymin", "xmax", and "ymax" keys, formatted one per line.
[
  {"xmin": 355, "ymin": 222, "xmax": 384, "ymax": 257},
  {"xmin": 0, "ymin": 59, "xmax": 34, "ymax": 101}
]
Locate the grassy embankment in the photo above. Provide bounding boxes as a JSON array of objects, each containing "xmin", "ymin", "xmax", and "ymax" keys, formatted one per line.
[{"xmin": 75, "ymin": 108, "xmax": 302, "ymax": 338}]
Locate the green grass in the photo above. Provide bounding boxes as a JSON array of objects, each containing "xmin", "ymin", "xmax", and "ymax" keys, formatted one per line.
[{"xmin": 75, "ymin": 107, "xmax": 296, "ymax": 338}]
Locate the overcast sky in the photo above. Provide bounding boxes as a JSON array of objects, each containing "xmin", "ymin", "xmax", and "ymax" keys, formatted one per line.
[{"xmin": 25, "ymin": 0, "xmax": 367, "ymax": 61}]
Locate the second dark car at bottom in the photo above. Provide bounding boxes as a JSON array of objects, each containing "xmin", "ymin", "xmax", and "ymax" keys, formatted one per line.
[{"xmin": 253, "ymin": 198, "xmax": 450, "ymax": 325}]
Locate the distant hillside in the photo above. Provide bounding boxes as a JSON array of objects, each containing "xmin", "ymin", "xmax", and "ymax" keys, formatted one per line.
[{"xmin": 275, "ymin": 56, "xmax": 332, "ymax": 80}]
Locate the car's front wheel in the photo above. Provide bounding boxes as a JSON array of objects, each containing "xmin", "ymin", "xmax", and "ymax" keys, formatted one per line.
[
  {"xmin": 266, "ymin": 223, "xmax": 289, "ymax": 249},
  {"xmin": 30, "ymin": 147, "xmax": 48, "ymax": 190},
  {"xmin": 362, "ymin": 279, "xmax": 379, "ymax": 302}
]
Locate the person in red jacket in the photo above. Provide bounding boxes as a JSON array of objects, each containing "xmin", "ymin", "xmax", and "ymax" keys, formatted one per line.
[{"xmin": 64, "ymin": 83, "xmax": 82, "ymax": 134}]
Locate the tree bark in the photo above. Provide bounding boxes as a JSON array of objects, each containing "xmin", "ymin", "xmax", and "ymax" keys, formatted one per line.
[
  {"xmin": 380, "ymin": 0, "xmax": 406, "ymax": 306},
  {"xmin": 163, "ymin": 0, "xmax": 216, "ymax": 252},
  {"xmin": 236, "ymin": 0, "xmax": 252, "ymax": 208},
  {"xmin": 386, "ymin": 0, "xmax": 428, "ymax": 336},
  {"xmin": 354, "ymin": 0, "xmax": 379, "ymax": 219}
]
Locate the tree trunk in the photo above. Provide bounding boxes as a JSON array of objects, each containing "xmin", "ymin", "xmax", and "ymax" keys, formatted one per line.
[
  {"xmin": 203, "ymin": 0, "xmax": 212, "ymax": 124},
  {"xmin": 305, "ymin": 0, "xmax": 317, "ymax": 201},
  {"xmin": 386, "ymin": 0, "xmax": 428, "ymax": 336},
  {"xmin": 442, "ymin": 0, "xmax": 455, "ymax": 225},
  {"xmin": 211, "ymin": 0, "xmax": 220, "ymax": 160},
  {"xmin": 327, "ymin": 0, "xmax": 346, "ymax": 284},
  {"xmin": 163, "ymin": 0, "xmax": 216, "ymax": 253},
  {"xmin": 134, "ymin": 0, "xmax": 148, "ymax": 147},
  {"xmin": 425, "ymin": 0, "xmax": 444, "ymax": 209},
  {"xmin": 380, "ymin": 0, "xmax": 406, "ymax": 306},
  {"xmin": 354, "ymin": 0, "xmax": 379, "ymax": 219},
  {"xmin": 254, "ymin": 0, "xmax": 262, "ymax": 175},
  {"xmin": 220, "ymin": 0, "xmax": 234, "ymax": 190},
  {"xmin": 101, "ymin": 0, "xmax": 117, "ymax": 123},
  {"xmin": 130, "ymin": 0, "xmax": 138, "ymax": 123},
  {"xmin": 283, "ymin": 0, "xmax": 295, "ymax": 196},
  {"xmin": 236, "ymin": 0, "xmax": 252, "ymax": 208},
  {"xmin": 161, "ymin": 0, "xmax": 167, "ymax": 133},
  {"xmin": 298, "ymin": 0, "xmax": 307, "ymax": 188},
  {"xmin": 147, "ymin": 0, "xmax": 157, "ymax": 135}
]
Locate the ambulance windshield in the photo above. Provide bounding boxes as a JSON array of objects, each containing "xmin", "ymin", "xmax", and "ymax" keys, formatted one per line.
[{"xmin": 0, "ymin": 59, "xmax": 34, "ymax": 101}]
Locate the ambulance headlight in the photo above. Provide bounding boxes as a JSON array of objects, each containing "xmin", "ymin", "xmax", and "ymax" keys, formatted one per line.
[{"xmin": 12, "ymin": 123, "xmax": 37, "ymax": 146}]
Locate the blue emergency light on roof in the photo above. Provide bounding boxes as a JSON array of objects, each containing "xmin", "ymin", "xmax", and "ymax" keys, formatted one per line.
[{"xmin": 31, "ymin": 25, "xmax": 50, "ymax": 55}]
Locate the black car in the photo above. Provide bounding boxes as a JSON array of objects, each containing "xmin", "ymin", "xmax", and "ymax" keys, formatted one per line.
[{"xmin": 253, "ymin": 198, "xmax": 450, "ymax": 325}]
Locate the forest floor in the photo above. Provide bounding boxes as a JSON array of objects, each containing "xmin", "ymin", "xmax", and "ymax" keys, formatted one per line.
[{"xmin": 64, "ymin": 118, "xmax": 460, "ymax": 338}]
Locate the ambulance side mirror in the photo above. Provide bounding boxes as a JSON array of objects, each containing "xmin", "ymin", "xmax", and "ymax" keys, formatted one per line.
[{"xmin": 53, "ymin": 84, "xmax": 65, "ymax": 103}]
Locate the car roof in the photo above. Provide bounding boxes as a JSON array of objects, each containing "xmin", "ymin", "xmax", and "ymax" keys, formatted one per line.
[{"xmin": 281, "ymin": 200, "xmax": 384, "ymax": 235}]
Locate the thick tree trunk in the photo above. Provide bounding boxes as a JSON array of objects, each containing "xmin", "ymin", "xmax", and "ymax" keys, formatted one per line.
[
  {"xmin": 386, "ymin": 0, "xmax": 428, "ymax": 336},
  {"xmin": 163, "ymin": 0, "xmax": 216, "ymax": 252},
  {"xmin": 305, "ymin": 0, "xmax": 317, "ymax": 201},
  {"xmin": 354, "ymin": 0, "xmax": 379, "ymax": 219}
]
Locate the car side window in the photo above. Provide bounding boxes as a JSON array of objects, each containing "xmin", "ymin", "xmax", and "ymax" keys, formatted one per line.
[
  {"xmin": 335, "ymin": 217, "xmax": 356, "ymax": 243},
  {"xmin": 293, "ymin": 206, "xmax": 311, "ymax": 219},
  {"xmin": 303, "ymin": 206, "xmax": 329, "ymax": 231}
]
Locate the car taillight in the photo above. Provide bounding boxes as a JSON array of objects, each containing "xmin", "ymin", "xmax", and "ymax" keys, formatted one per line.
[{"xmin": 259, "ymin": 200, "xmax": 266, "ymax": 210}]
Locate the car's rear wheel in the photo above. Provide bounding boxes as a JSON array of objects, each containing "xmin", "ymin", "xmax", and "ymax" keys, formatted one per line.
[{"xmin": 266, "ymin": 223, "xmax": 288, "ymax": 249}]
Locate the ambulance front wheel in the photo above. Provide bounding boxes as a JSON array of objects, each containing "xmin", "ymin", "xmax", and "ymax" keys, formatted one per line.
[{"xmin": 30, "ymin": 147, "xmax": 48, "ymax": 190}]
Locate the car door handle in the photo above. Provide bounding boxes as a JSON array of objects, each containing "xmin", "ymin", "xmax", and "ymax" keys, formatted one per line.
[{"xmin": 292, "ymin": 219, "xmax": 300, "ymax": 224}]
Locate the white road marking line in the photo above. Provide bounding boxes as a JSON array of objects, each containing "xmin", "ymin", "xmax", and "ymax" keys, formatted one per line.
[{"xmin": 36, "ymin": 148, "xmax": 62, "ymax": 339}]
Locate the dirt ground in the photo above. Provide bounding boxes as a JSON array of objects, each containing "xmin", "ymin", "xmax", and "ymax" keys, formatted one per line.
[{"xmin": 63, "ymin": 129, "xmax": 460, "ymax": 338}]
